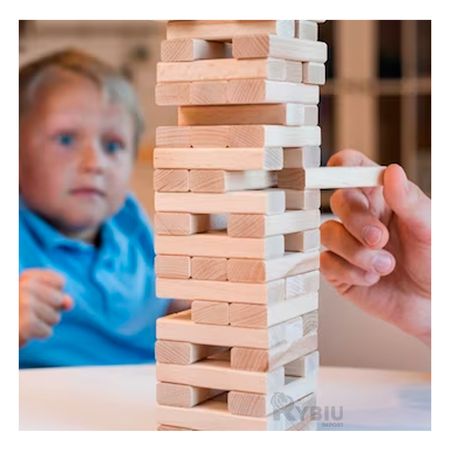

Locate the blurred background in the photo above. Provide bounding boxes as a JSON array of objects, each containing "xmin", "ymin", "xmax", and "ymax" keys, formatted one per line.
[{"xmin": 19, "ymin": 20, "xmax": 431, "ymax": 372}]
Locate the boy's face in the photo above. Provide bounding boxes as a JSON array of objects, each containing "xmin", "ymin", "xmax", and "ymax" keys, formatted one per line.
[{"xmin": 20, "ymin": 69, "xmax": 135, "ymax": 241}]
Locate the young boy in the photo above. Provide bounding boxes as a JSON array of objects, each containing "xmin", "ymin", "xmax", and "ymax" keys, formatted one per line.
[{"xmin": 19, "ymin": 49, "xmax": 178, "ymax": 368}]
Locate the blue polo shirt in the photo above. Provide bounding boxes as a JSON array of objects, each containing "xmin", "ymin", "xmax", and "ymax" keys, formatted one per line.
[{"xmin": 19, "ymin": 194, "xmax": 171, "ymax": 368}]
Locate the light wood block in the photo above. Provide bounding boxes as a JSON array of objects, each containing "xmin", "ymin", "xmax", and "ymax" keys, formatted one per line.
[
  {"xmin": 303, "ymin": 62, "xmax": 326, "ymax": 85},
  {"xmin": 156, "ymin": 309, "xmax": 303, "ymax": 349},
  {"xmin": 155, "ymin": 340, "xmax": 229, "ymax": 365},
  {"xmin": 231, "ymin": 333, "xmax": 318, "ymax": 372},
  {"xmin": 278, "ymin": 166, "xmax": 386, "ymax": 190},
  {"xmin": 154, "ymin": 169, "xmax": 189, "ymax": 192},
  {"xmin": 285, "ymin": 270, "xmax": 320, "ymax": 299},
  {"xmin": 157, "ymin": 424, "xmax": 195, "ymax": 431},
  {"xmin": 295, "ymin": 20, "xmax": 318, "ymax": 40},
  {"xmin": 154, "ymin": 212, "xmax": 227, "ymax": 236},
  {"xmin": 156, "ymin": 79, "xmax": 319, "ymax": 106},
  {"xmin": 155, "ymin": 82, "xmax": 190, "ymax": 105},
  {"xmin": 285, "ymin": 229, "xmax": 321, "ymax": 252},
  {"xmin": 283, "ymin": 189, "xmax": 321, "ymax": 210},
  {"xmin": 191, "ymin": 301, "xmax": 229, "ymax": 325},
  {"xmin": 285, "ymin": 351, "xmax": 320, "ymax": 377},
  {"xmin": 155, "ymin": 255, "xmax": 191, "ymax": 279},
  {"xmin": 154, "ymin": 147, "xmax": 283, "ymax": 170},
  {"xmin": 232, "ymin": 34, "xmax": 327, "ymax": 62},
  {"xmin": 178, "ymin": 104, "xmax": 315, "ymax": 126},
  {"xmin": 156, "ymin": 125, "xmax": 321, "ymax": 148},
  {"xmin": 191, "ymin": 257, "xmax": 228, "ymax": 281},
  {"xmin": 155, "ymin": 232, "xmax": 284, "ymax": 259},
  {"xmin": 302, "ymin": 310, "xmax": 319, "ymax": 335},
  {"xmin": 227, "ymin": 251, "xmax": 320, "ymax": 283},
  {"xmin": 157, "ymin": 58, "xmax": 289, "ymax": 83},
  {"xmin": 189, "ymin": 170, "xmax": 277, "ymax": 193},
  {"xmin": 156, "ymin": 278, "xmax": 285, "ymax": 305},
  {"xmin": 229, "ymin": 292, "xmax": 318, "ymax": 328},
  {"xmin": 167, "ymin": 20, "xmax": 295, "ymax": 41},
  {"xmin": 156, "ymin": 392, "xmax": 315, "ymax": 431},
  {"xmin": 228, "ymin": 209, "xmax": 320, "ymax": 238},
  {"xmin": 157, "ymin": 382, "xmax": 224, "ymax": 408},
  {"xmin": 227, "ymin": 79, "xmax": 319, "ymax": 105},
  {"xmin": 228, "ymin": 376, "xmax": 316, "ymax": 417},
  {"xmin": 157, "ymin": 358, "xmax": 285, "ymax": 393},
  {"xmin": 155, "ymin": 190, "xmax": 286, "ymax": 215},
  {"xmin": 283, "ymin": 146, "xmax": 321, "ymax": 168},
  {"xmin": 161, "ymin": 38, "xmax": 231, "ymax": 62}
]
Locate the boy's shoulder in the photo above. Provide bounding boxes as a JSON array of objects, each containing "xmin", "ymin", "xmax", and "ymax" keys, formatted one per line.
[{"xmin": 110, "ymin": 193, "xmax": 154, "ymax": 244}]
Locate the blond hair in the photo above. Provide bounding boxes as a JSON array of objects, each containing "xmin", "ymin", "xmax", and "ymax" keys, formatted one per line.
[{"xmin": 19, "ymin": 49, "xmax": 145, "ymax": 151}]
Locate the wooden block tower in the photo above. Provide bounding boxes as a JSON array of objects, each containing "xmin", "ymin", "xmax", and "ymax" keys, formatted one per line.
[{"xmin": 153, "ymin": 20, "xmax": 384, "ymax": 431}]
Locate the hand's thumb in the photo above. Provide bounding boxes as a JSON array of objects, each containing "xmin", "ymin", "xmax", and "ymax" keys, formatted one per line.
[
  {"xmin": 61, "ymin": 294, "xmax": 74, "ymax": 311},
  {"xmin": 383, "ymin": 164, "xmax": 431, "ymax": 244}
]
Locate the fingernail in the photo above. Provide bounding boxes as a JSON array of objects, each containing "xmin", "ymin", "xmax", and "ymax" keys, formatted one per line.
[
  {"xmin": 373, "ymin": 253, "xmax": 393, "ymax": 274},
  {"xmin": 365, "ymin": 271, "xmax": 380, "ymax": 284},
  {"xmin": 362, "ymin": 225, "xmax": 382, "ymax": 246}
]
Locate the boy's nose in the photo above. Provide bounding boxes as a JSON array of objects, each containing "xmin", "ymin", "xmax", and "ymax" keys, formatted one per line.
[{"xmin": 80, "ymin": 142, "xmax": 106, "ymax": 173}]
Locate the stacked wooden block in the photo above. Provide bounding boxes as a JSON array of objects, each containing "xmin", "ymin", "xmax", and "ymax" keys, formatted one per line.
[{"xmin": 153, "ymin": 19, "xmax": 326, "ymax": 431}]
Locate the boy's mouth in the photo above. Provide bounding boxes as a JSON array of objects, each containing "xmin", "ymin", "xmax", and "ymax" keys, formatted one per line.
[{"xmin": 70, "ymin": 187, "xmax": 106, "ymax": 197}]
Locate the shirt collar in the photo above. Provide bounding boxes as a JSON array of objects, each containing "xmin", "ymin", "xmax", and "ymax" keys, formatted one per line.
[{"xmin": 19, "ymin": 196, "xmax": 120, "ymax": 256}]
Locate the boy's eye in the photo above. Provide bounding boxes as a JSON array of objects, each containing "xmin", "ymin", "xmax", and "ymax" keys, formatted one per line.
[
  {"xmin": 103, "ymin": 139, "xmax": 125, "ymax": 154},
  {"xmin": 56, "ymin": 133, "xmax": 75, "ymax": 147}
]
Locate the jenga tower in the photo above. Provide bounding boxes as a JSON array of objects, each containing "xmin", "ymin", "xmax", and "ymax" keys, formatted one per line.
[{"xmin": 152, "ymin": 20, "xmax": 333, "ymax": 431}]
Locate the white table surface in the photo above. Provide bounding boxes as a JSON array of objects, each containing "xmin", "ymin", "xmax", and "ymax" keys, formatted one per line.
[{"xmin": 19, "ymin": 364, "xmax": 431, "ymax": 431}]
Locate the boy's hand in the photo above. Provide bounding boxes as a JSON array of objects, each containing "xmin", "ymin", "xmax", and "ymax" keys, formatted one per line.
[
  {"xmin": 19, "ymin": 269, "xmax": 73, "ymax": 347},
  {"xmin": 320, "ymin": 149, "xmax": 431, "ymax": 346}
]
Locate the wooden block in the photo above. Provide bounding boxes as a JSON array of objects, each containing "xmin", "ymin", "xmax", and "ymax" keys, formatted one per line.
[
  {"xmin": 155, "ymin": 190, "xmax": 286, "ymax": 215},
  {"xmin": 227, "ymin": 79, "xmax": 319, "ymax": 105},
  {"xmin": 283, "ymin": 146, "xmax": 321, "ymax": 168},
  {"xmin": 154, "ymin": 212, "xmax": 227, "ymax": 236},
  {"xmin": 232, "ymin": 34, "xmax": 327, "ymax": 62},
  {"xmin": 284, "ymin": 60, "xmax": 303, "ymax": 83},
  {"xmin": 157, "ymin": 382, "xmax": 224, "ymax": 408},
  {"xmin": 154, "ymin": 169, "xmax": 189, "ymax": 192},
  {"xmin": 303, "ymin": 62, "xmax": 326, "ymax": 85},
  {"xmin": 157, "ymin": 358, "xmax": 284, "ymax": 394},
  {"xmin": 157, "ymin": 424, "xmax": 195, "ymax": 431},
  {"xmin": 285, "ymin": 351, "xmax": 320, "ymax": 377},
  {"xmin": 155, "ymin": 255, "xmax": 191, "ymax": 279},
  {"xmin": 231, "ymin": 333, "xmax": 318, "ymax": 372},
  {"xmin": 278, "ymin": 166, "xmax": 386, "ymax": 190},
  {"xmin": 228, "ymin": 209, "xmax": 320, "ymax": 238},
  {"xmin": 156, "ymin": 125, "xmax": 321, "ymax": 148},
  {"xmin": 155, "ymin": 82, "xmax": 190, "ymax": 105},
  {"xmin": 157, "ymin": 58, "xmax": 288, "ymax": 83},
  {"xmin": 156, "ymin": 278, "xmax": 285, "ymax": 305},
  {"xmin": 227, "ymin": 251, "xmax": 320, "ymax": 283},
  {"xmin": 283, "ymin": 189, "xmax": 321, "ymax": 210},
  {"xmin": 191, "ymin": 257, "xmax": 227, "ymax": 281},
  {"xmin": 228, "ymin": 376, "xmax": 316, "ymax": 417},
  {"xmin": 285, "ymin": 270, "xmax": 320, "ymax": 299},
  {"xmin": 178, "ymin": 104, "xmax": 314, "ymax": 126},
  {"xmin": 191, "ymin": 301, "xmax": 229, "ymax": 325},
  {"xmin": 229, "ymin": 292, "xmax": 318, "ymax": 328},
  {"xmin": 189, "ymin": 80, "xmax": 228, "ymax": 105},
  {"xmin": 161, "ymin": 38, "xmax": 231, "ymax": 62},
  {"xmin": 189, "ymin": 170, "xmax": 277, "ymax": 193},
  {"xmin": 302, "ymin": 310, "xmax": 319, "ymax": 335},
  {"xmin": 154, "ymin": 147, "xmax": 283, "ymax": 170},
  {"xmin": 155, "ymin": 232, "xmax": 284, "ymax": 259},
  {"xmin": 156, "ymin": 309, "xmax": 303, "ymax": 349},
  {"xmin": 156, "ymin": 392, "xmax": 316, "ymax": 430},
  {"xmin": 295, "ymin": 20, "xmax": 318, "ymax": 40},
  {"xmin": 155, "ymin": 340, "xmax": 229, "ymax": 365},
  {"xmin": 167, "ymin": 20, "xmax": 295, "ymax": 41},
  {"xmin": 285, "ymin": 229, "xmax": 321, "ymax": 252}
]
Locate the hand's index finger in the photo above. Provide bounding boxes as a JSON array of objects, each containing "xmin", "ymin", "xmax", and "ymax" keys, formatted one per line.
[{"xmin": 21, "ymin": 269, "xmax": 66, "ymax": 289}]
